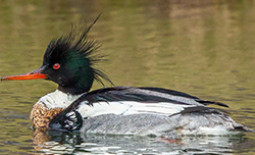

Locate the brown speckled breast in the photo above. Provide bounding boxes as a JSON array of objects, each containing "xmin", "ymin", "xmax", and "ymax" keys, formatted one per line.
[{"xmin": 30, "ymin": 103, "xmax": 64, "ymax": 131}]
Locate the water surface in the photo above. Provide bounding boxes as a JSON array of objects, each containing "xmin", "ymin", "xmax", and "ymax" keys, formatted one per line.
[{"xmin": 0, "ymin": 0, "xmax": 255, "ymax": 154}]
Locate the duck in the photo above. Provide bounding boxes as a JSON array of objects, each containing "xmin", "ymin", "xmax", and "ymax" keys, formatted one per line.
[{"xmin": 1, "ymin": 16, "xmax": 251, "ymax": 137}]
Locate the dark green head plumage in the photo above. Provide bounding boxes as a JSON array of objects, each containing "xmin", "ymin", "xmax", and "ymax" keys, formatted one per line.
[{"xmin": 41, "ymin": 15, "xmax": 113, "ymax": 95}]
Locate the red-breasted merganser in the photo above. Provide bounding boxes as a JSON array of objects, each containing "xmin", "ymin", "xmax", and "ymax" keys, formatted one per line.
[{"xmin": 1, "ymin": 17, "xmax": 252, "ymax": 137}]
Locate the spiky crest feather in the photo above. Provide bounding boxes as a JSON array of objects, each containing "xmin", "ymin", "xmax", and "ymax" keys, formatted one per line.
[{"xmin": 43, "ymin": 14, "xmax": 113, "ymax": 88}]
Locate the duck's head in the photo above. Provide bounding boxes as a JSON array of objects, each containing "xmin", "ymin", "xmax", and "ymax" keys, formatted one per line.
[{"xmin": 1, "ymin": 16, "xmax": 112, "ymax": 95}]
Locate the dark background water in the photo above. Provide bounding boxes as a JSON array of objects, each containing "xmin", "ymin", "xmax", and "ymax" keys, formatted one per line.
[{"xmin": 0, "ymin": 0, "xmax": 255, "ymax": 154}]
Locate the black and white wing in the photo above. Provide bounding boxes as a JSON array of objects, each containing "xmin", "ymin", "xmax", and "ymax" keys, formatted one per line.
[{"xmin": 48, "ymin": 86, "xmax": 229, "ymax": 131}]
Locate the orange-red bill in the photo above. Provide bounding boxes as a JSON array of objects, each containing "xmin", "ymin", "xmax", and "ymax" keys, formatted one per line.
[{"xmin": 1, "ymin": 68, "xmax": 47, "ymax": 81}]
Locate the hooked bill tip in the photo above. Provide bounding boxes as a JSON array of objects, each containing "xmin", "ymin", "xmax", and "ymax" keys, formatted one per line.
[{"xmin": 1, "ymin": 76, "xmax": 8, "ymax": 81}]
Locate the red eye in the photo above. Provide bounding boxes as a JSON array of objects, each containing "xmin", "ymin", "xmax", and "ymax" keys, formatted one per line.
[{"xmin": 53, "ymin": 63, "xmax": 61, "ymax": 70}]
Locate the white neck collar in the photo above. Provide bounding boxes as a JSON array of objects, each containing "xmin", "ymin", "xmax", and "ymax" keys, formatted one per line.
[{"xmin": 37, "ymin": 89, "xmax": 85, "ymax": 109}]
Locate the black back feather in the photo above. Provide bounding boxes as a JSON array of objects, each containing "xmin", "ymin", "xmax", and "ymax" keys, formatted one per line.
[{"xmin": 63, "ymin": 86, "xmax": 229, "ymax": 112}]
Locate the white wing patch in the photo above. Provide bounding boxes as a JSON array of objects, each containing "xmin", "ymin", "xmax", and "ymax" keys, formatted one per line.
[
  {"xmin": 130, "ymin": 88, "xmax": 202, "ymax": 105},
  {"xmin": 77, "ymin": 101, "xmax": 196, "ymax": 118}
]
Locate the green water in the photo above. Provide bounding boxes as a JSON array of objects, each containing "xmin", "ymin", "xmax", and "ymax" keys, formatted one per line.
[{"xmin": 0, "ymin": 0, "xmax": 255, "ymax": 154}]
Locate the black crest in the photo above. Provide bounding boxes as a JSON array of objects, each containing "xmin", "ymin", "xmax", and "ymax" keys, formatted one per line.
[{"xmin": 42, "ymin": 14, "xmax": 113, "ymax": 88}]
